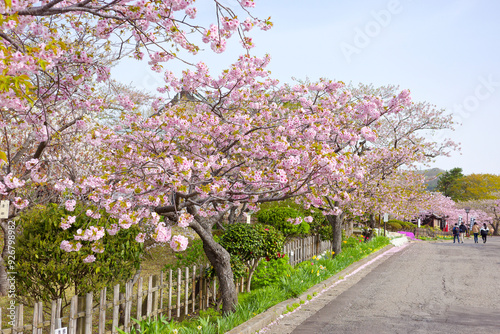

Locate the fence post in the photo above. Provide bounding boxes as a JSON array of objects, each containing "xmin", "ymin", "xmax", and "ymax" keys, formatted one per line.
[
  {"xmin": 184, "ymin": 267, "xmax": 189, "ymax": 316},
  {"xmin": 123, "ymin": 282, "xmax": 132, "ymax": 333},
  {"xmin": 76, "ymin": 296, "xmax": 86, "ymax": 334},
  {"xmin": 31, "ymin": 302, "xmax": 37, "ymax": 334},
  {"xmin": 147, "ymin": 275, "xmax": 153, "ymax": 318},
  {"xmin": 98, "ymin": 288, "xmax": 106, "ymax": 334},
  {"xmin": 15, "ymin": 304, "xmax": 24, "ymax": 334},
  {"xmin": 176, "ymin": 269, "xmax": 181, "ymax": 318},
  {"xmin": 136, "ymin": 277, "xmax": 143, "ymax": 329},
  {"xmin": 191, "ymin": 266, "xmax": 196, "ymax": 314},
  {"xmin": 68, "ymin": 296, "xmax": 77, "ymax": 334},
  {"xmin": 84, "ymin": 293, "xmax": 93, "ymax": 334},
  {"xmin": 152, "ymin": 275, "xmax": 159, "ymax": 318},
  {"xmin": 159, "ymin": 271, "xmax": 165, "ymax": 317},
  {"xmin": 111, "ymin": 284, "xmax": 120, "ymax": 334},
  {"xmin": 50, "ymin": 300, "xmax": 58, "ymax": 334},
  {"xmin": 168, "ymin": 270, "xmax": 172, "ymax": 319}
]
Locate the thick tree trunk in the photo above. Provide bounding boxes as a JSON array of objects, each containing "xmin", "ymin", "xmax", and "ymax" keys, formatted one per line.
[
  {"xmin": 327, "ymin": 213, "xmax": 344, "ymax": 256},
  {"xmin": 493, "ymin": 219, "xmax": 500, "ymax": 236},
  {"xmin": 347, "ymin": 220, "xmax": 354, "ymax": 237},
  {"xmin": 187, "ymin": 215, "xmax": 237, "ymax": 314},
  {"xmin": 202, "ymin": 239, "xmax": 237, "ymax": 314}
]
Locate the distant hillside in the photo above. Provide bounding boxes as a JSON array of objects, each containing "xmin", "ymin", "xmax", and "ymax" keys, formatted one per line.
[{"xmin": 417, "ymin": 168, "xmax": 445, "ymax": 191}]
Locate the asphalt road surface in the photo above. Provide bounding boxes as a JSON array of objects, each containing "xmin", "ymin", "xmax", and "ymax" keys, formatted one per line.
[{"xmin": 264, "ymin": 237, "xmax": 500, "ymax": 334}]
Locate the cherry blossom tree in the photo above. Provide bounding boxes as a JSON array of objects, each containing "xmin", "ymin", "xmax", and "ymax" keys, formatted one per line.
[
  {"xmin": 51, "ymin": 54, "xmax": 422, "ymax": 313},
  {"xmin": 0, "ymin": 0, "xmax": 269, "ymax": 295},
  {"xmin": 314, "ymin": 84, "xmax": 457, "ymax": 254}
]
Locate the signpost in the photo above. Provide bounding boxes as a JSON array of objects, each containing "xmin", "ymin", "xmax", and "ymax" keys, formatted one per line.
[{"xmin": 383, "ymin": 213, "xmax": 389, "ymax": 237}]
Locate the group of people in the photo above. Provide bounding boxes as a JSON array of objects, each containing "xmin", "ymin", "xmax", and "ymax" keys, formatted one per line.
[{"xmin": 452, "ymin": 222, "xmax": 490, "ymax": 244}]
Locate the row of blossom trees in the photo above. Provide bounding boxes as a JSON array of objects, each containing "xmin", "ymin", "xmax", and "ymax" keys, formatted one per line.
[
  {"xmin": 0, "ymin": 0, "xmax": 271, "ymax": 300},
  {"xmin": 1, "ymin": 0, "xmax": 462, "ymax": 313}
]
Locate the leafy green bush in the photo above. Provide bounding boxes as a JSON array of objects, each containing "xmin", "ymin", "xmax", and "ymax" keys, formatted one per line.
[
  {"xmin": 15, "ymin": 203, "xmax": 143, "ymax": 308},
  {"xmin": 256, "ymin": 206, "xmax": 310, "ymax": 239},
  {"xmin": 386, "ymin": 221, "xmax": 402, "ymax": 231},
  {"xmin": 318, "ymin": 224, "xmax": 333, "ymax": 241},
  {"xmin": 399, "ymin": 221, "xmax": 416, "ymax": 231},
  {"xmin": 219, "ymin": 223, "xmax": 285, "ymax": 262},
  {"xmin": 218, "ymin": 223, "xmax": 285, "ymax": 288},
  {"xmin": 251, "ymin": 256, "xmax": 294, "ymax": 289}
]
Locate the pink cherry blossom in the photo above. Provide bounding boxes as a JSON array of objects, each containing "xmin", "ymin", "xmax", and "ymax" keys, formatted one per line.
[
  {"xmin": 65, "ymin": 200, "xmax": 76, "ymax": 211},
  {"xmin": 83, "ymin": 255, "xmax": 96, "ymax": 263},
  {"xmin": 170, "ymin": 235, "xmax": 189, "ymax": 252}
]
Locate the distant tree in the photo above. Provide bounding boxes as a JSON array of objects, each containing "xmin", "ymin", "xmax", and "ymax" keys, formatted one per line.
[
  {"xmin": 457, "ymin": 174, "xmax": 500, "ymax": 201},
  {"xmin": 436, "ymin": 168, "xmax": 464, "ymax": 200}
]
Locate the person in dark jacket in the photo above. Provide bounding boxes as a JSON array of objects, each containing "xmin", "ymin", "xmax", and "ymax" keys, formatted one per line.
[
  {"xmin": 480, "ymin": 224, "xmax": 489, "ymax": 243},
  {"xmin": 452, "ymin": 223, "xmax": 460, "ymax": 244},
  {"xmin": 459, "ymin": 222, "xmax": 467, "ymax": 243}
]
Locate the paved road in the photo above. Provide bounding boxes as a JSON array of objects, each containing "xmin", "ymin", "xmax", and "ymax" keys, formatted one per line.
[{"xmin": 263, "ymin": 237, "xmax": 500, "ymax": 334}]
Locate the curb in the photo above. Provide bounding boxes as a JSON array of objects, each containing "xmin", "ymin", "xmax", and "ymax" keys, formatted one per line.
[{"xmin": 226, "ymin": 243, "xmax": 397, "ymax": 334}]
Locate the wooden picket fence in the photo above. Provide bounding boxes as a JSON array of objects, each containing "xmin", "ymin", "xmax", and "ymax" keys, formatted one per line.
[
  {"xmin": 284, "ymin": 235, "xmax": 333, "ymax": 266},
  {"xmin": 0, "ymin": 266, "xmax": 230, "ymax": 334},
  {"xmin": 0, "ymin": 235, "xmax": 331, "ymax": 334}
]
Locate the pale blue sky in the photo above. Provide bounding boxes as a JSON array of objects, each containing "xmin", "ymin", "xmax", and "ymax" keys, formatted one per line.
[{"xmin": 112, "ymin": 0, "xmax": 500, "ymax": 175}]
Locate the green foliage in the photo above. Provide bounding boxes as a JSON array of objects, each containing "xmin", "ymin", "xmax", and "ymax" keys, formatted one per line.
[
  {"xmin": 386, "ymin": 219, "xmax": 415, "ymax": 231},
  {"xmin": 219, "ymin": 223, "xmax": 285, "ymax": 262},
  {"xmin": 251, "ymin": 256, "xmax": 293, "ymax": 289},
  {"xmin": 15, "ymin": 203, "xmax": 143, "ymax": 307},
  {"xmin": 164, "ymin": 238, "xmax": 207, "ymax": 273},
  {"xmin": 400, "ymin": 221, "xmax": 416, "ymax": 230},
  {"xmin": 436, "ymin": 167, "xmax": 464, "ymax": 200},
  {"xmin": 342, "ymin": 235, "xmax": 364, "ymax": 248},
  {"xmin": 457, "ymin": 174, "xmax": 500, "ymax": 201},
  {"xmin": 256, "ymin": 206, "xmax": 310, "ymax": 239},
  {"xmin": 317, "ymin": 224, "xmax": 333, "ymax": 241},
  {"xmin": 116, "ymin": 316, "xmax": 177, "ymax": 334},
  {"xmin": 208, "ymin": 223, "xmax": 285, "ymax": 282}
]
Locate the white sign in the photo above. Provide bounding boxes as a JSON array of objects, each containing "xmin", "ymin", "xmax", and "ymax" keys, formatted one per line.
[
  {"xmin": 0, "ymin": 200, "xmax": 9, "ymax": 219},
  {"xmin": 55, "ymin": 328, "xmax": 67, "ymax": 334},
  {"xmin": 383, "ymin": 213, "xmax": 389, "ymax": 222}
]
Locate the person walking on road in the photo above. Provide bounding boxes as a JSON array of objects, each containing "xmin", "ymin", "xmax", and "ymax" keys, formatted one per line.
[
  {"xmin": 452, "ymin": 223, "xmax": 460, "ymax": 244},
  {"xmin": 472, "ymin": 222, "xmax": 480, "ymax": 243},
  {"xmin": 459, "ymin": 222, "xmax": 467, "ymax": 243},
  {"xmin": 480, "ymin": 223, "xmax": 489, "ymax": 243}
]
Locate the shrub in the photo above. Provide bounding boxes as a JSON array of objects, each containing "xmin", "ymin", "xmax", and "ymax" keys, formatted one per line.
[
  {"xmin": 399, "ymin": 221, "xmax": 416, "ymax": 231},
  {"xmin": 386, "ymin": 221, "xmax": 402, "ymax": 231},
  {"xmin": 251, "ymin": 256, "xmax": 294, "ymax": 289},
  {"xmin": 255, "ymin": 206, "xmax": 310, "ymax": 239},
  {"xmin": 218, "ymin": 223, "xmax": 285, "ymax": 290},
  {"xmin": 14, "ymin": 203, "xmax": 143, "ymax": 309}
]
